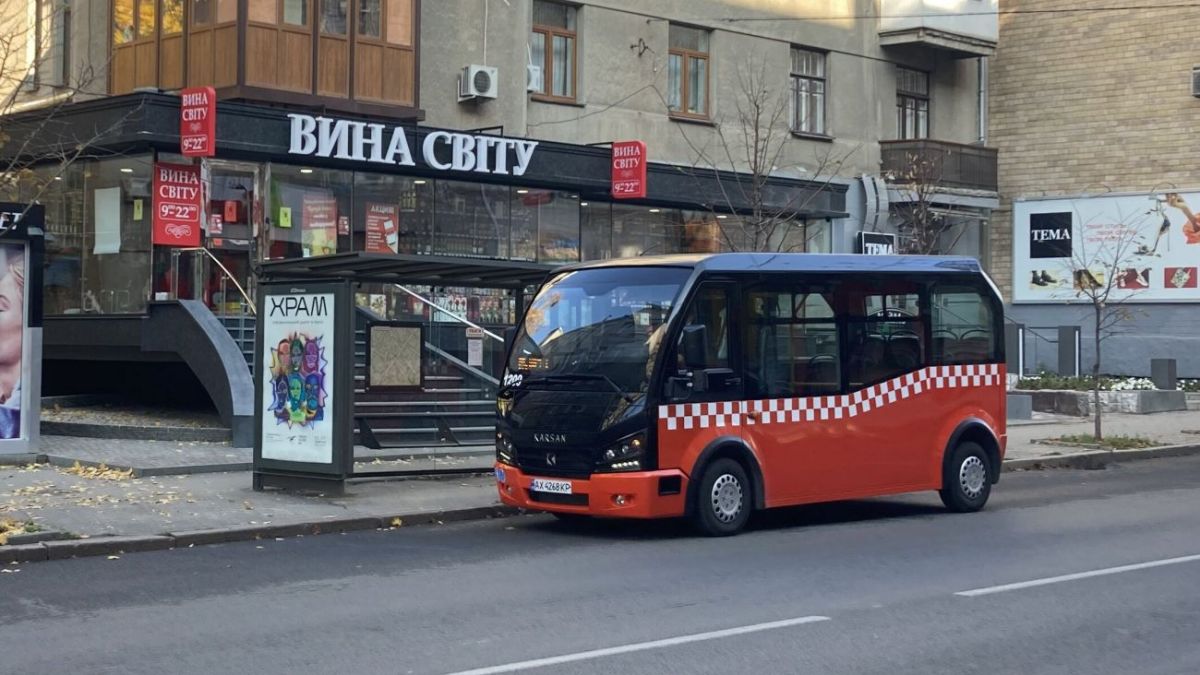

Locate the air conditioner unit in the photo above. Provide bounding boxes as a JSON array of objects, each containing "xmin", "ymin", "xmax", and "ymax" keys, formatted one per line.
[
  {"xmin": 1193, "ymin": 66, "xmax": 1200, "ymax": 98},
  {"xmin": 459, "ymin": 65, "xmax": 498, "ymax": 102},
  {"xmin": 526, "ymin": 64, "xmax": 543, "ymax": 93}
]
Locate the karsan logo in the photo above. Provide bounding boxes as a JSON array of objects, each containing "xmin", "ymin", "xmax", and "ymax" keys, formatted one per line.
[
  {"xmin": 269, "ymin": 295, "xmax": 329, "ymax": 318},
  {"xmin": 288, "ymin": 114, "xmax": 539, "ymax": 177}
]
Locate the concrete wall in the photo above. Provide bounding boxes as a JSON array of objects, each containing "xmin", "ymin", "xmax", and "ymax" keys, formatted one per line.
[
  {"xmin": 1008, "ymin": 304, "xmax": 1200, "ymax": 379},
  {"xmin": 1, "ymin": 0, "xmax": 109, "ymax": 114},
  {"xmin": 419, "ymin": 0, "xmax": 987, "ymax": 206}
]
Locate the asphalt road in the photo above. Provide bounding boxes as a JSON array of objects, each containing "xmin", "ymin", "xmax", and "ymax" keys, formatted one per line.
[{"xmin": 4, "ymin": 456, "xmax": 1200, "ymax": 675}]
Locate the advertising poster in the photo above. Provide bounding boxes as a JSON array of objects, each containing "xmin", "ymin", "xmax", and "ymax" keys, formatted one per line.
[
  {"xmin": 0, "ymin": 243, "xmax": 26, "ymax": 440},
  {"xmin": 302, "ymin": 194, "xmax": 338, "ymax": 257},
  {"xmin": 260, "ymin": 292, "xmax": 335, "ymax": 464},
  {"xmin": 1013, "ymin": 190, "xmax": 1200, "ymax": 303},
  {"xmin": 365, "ymin": 202, "xmax": 399, "ymax": 254},
  {"xmin": 152, "ymin": 162, "xmax": 203, "ymax": 247}
]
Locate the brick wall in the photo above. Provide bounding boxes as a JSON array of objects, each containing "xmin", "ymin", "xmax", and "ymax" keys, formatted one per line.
[{"xmin": 988, "ymin": 0, "xmax": 1200, "ymax": 297}]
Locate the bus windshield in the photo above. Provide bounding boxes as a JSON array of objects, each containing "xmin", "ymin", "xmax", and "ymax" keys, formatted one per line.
[{"xmin": 507, "ymin": 267, "xmax": 692, "ymax": 393}]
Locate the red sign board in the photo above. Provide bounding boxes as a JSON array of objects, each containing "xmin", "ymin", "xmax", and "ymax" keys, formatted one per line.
[
  {"xmin": 611, "ymin": 140, "xmax": 647, "ymax": 199},
  {"xmin": 180, "ymin": 86, "xmax": 216, "ymax": 157},
  {"xmin": 365, "ymin": 202, "xmax": 399, "ymax": 254},
  {"xmin": 152, "ymin": 162, "xmax": 202, "ymax": 247}
]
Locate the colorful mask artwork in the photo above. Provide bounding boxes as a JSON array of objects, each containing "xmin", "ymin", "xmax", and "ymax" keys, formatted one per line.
[{"xmin": 268, "ymin": 332, "xmax": 327, "ymax": 429}]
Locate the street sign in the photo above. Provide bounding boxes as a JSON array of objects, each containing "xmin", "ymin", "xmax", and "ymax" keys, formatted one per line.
[
  {"xmin": 857, "ymin": 231, "xmax": 897, "ymax": 255},
  {"xmin": 611, "ymin": 140, "xmax": 647, "ymax": 199},
  {"xmin": 180, "ymin": 87, "xmax": 216, "ymax": 157},
  {"xmin": 152, "ymin": 162, "xmax": 202, "ymax": 247}
]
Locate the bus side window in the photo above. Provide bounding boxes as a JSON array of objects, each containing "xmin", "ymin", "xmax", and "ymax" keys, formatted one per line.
[
  {"xmin": 844, "ymin": 281, "xmax": 927, "ymax": 389},
  {"xmin": 742, "ymin": 286, "xmax": 839, "ymax": 398},
  {"xmin": 931, "ymin": 285, "xmax": 996, "ymax": 364},
  {"xmin": 675, "ymin": 286, "xmax": 729, "ymax": 372}
]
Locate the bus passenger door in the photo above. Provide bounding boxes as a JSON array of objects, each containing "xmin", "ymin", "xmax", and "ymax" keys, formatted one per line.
[
  {"xmin": 739, "ymin": 284, "xmax": 851, "ymax": 504},
  {"xmin": 659, "ymin": 283, "xmax": 744, "ymax": 477}
]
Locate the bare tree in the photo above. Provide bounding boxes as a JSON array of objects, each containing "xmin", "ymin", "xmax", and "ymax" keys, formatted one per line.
[
  {"xmin": 667, "ymin": 57, "xmax": 858, "ymax": 253},
  {"xmin": 0, "ymin": 1, "xmax": 132, "ymax": 214},
  {"xmin": 889, "ymin": 150, "xmax": 972, "ymax": 255},
  {"xmin": 1060, "ymin": 203, "xmax": 1150, "ymax": 441}
]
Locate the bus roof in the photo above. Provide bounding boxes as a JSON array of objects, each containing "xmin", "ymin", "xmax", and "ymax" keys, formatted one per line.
[{"xmin": 561, "ymin": 252, "xmax": 984, "ymax": 276}]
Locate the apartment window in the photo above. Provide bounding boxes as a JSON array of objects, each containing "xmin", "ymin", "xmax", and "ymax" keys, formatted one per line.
[
  {"xmin": 897, "ymin": 67, "xmax": 929, "ymax": 140},
  {"xmin": 359, "ymin": 0, "xmax": 381, "ymax": 37},
  {"xmin": 791, "ymin": 48, "xmax": 826, "ymax": 135},
  {"xmin": 320, "ymin": 0, "xmax": 347, "ymax": 34},
  {"xmin": 668, "ymin": 24, "xmax": 709, "ymax": 119},
  {"xmin": 60, "ymin": 1, "xmax": 70, "ymax": 85},
  {"xmin": 530, "ymin": 1, "xmax": 576, "ymax": 100}
]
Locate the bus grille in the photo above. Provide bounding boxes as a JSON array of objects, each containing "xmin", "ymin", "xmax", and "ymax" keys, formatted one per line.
[{"xmin": 515, "ymin": 446, "xmax": 592, "ymax": 478}]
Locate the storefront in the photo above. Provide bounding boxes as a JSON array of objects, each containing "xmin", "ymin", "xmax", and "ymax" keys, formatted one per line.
[{"xmin": 2, "ymin": 92, "xmax": 848, "ymax": 430}]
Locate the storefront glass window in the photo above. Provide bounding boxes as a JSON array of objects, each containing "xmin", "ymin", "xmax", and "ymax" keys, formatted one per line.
[
  {"xmin": 9, "ymin": 164, "xmax": 87, "ymax": 315},
  {"xmin": 511, "ymin": 188, "xmax": 578, "ymax": 263},
  {"xmin": 580, "ymin": 201, "xmax": 611, "ymax": 261},
  {"xmin": 352, "ymin": 173, "xmax": 432, "ymax": 255},
  {"xmin": 431, "ymin": 180, "xmax": 510, "ymax": 259},
  {"xmin": 82, "ymin": 156, "xmax": 154, "ymax": 313},
  {"xmin": 267, "ymin": 165, "xmax": 352, "ymax": 260}
]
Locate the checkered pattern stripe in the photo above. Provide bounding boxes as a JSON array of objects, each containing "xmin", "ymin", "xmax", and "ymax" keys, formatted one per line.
[{"xmin": 660, "ymin": 364, "xmax": 1001, "ymax": 432}]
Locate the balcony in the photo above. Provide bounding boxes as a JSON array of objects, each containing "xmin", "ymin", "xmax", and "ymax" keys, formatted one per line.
[
  {"xmin": 878, "ymin": 0, "xmax": 998, "ymax": 58},
  {"xmin": 880, "ymin": 139, "xmax": 997, "ymax": 192}
]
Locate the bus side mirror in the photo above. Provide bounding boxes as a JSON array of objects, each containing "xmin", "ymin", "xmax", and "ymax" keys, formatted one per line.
[{"xmin": 681, "ymin": 324, "xmax": 708, "ymax": 370}]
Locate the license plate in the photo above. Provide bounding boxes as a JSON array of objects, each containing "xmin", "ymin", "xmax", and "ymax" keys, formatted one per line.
[
  {"xmin": 530, "ymin": 478, "xmax": 572, "ymax": 494},
  {"xmin": 494, "ymin": 467, "xmax": 506, "ymax": 483}
]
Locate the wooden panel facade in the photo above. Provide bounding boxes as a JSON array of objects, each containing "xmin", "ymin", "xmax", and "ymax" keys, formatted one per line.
[{"xmin": 110, "ymin": 0, "xmax": 420, "ymax": 117}]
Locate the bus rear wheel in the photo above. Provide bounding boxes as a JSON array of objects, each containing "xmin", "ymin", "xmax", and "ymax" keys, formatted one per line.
[
  {"xmin": 939, "ymin": 441, "xmax": 992, "ymax": 513},
  {"xmin": 691, "ymin": 458, "xmax": 751, "ymax": 536}
]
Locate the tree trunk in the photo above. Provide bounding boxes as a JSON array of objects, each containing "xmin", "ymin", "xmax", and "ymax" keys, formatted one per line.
[{"xmin": 1093, "ymin": 306, "xmax": 1103, "ymax": 443}]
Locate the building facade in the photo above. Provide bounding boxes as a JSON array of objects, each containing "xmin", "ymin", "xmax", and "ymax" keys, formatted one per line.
[
  {"xmin": 989, "ymin": 0, "xmax": 1200, "ymax": 377},
  {"xmin": 1, "ymin": 0, "xmax": 997, "ymax": 438}
]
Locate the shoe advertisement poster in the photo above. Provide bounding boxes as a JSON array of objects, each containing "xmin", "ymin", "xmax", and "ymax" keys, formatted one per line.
[
  {"xmin": 1013, "ymin": 190, "xmax": 1200, "ymax": 303},
  {"xmin": 259, "ymin": 290, "xmax": 336, "ymax": 464}
]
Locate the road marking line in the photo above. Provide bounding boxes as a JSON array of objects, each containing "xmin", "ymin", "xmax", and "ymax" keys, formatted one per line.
[
  {"xmin": 956, "ymin": 553, "xmax": 1200, "ymax": 597},
  {"xmin": 444, "ymin": 615, "xmax": 831, "ymax": 675}
]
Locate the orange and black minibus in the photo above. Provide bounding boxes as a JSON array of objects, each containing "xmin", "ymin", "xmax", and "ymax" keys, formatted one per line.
[{"xmin": 494, "ymin": 253, "xmax": 1006, "ymax": 535}]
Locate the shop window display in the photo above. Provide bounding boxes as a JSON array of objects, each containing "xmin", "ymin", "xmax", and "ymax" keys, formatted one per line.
[
  {"xmin": 430, "ymin": 180, "xmax": 510, "ymax": 259},
  {"xmin": 267, "ymin": 165, "xmax": 352, "ymax": 260},
  {"xmin": 353, "ymin": 173, "xmax": 433, "ymax": 255}
]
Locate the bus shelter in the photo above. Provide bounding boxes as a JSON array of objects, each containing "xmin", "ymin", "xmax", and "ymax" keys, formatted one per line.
[{"xmin": 251, "ymin": 252, "xmax": 552, "ymax": 494}]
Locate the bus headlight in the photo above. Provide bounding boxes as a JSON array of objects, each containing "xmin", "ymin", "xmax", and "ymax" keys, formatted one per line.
[
  {"xmin": 495, "ymin": 432, "xmax": 515, "ymax": 465},
  {"xmin": 596, "ymin": 433, "xmax": 645, "ymax": 472}
]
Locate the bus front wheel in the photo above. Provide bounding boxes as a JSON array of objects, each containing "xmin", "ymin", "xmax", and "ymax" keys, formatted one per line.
[
  {"xmin": 691, "ymin": 458, "xmax": 752, "ymax": 536},
  {"xmin": 939, "ymin": 441, "xmax": 992, "ymax": 513}
]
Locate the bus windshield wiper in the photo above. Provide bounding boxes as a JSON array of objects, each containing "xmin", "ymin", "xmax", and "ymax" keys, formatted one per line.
[{"xmin": 526, "ymin": 373, "xmax": 635, "ymax": 403}]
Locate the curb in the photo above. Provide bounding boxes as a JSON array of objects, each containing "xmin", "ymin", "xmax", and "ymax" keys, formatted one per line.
[
  {"xmin": 1003, "ymin": 443, "xmax": 1200, "ymax": 472},
  {"xmin": 40, "ymin": 421, "xmax": 232, "ymax": 443},
  {"xmin": 2, "ymin": 506, "xmax": 520, "ymax": 565}
]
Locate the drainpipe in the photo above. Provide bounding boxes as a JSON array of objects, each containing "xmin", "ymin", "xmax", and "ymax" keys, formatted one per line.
[{"xmin": 977, "ymin": 57, "xmax": 988, "ymax": 145}]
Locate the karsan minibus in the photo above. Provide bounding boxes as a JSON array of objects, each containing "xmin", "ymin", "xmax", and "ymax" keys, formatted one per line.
[{"xmin": 494, "ymin": 253, "xmax": 1006, "ymax": 535}]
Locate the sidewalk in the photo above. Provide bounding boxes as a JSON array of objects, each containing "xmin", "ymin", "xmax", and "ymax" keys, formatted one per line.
[{"xmin": 3, "ymin": 411, "xmax": 1198, "ymax": 562}]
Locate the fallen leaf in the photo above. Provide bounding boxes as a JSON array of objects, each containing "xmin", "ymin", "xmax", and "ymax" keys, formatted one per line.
[
  {"xmin": 106, "ymin": 555, "xmax": 120, "ymax": 560},
  {"xmin": 390, "ymin": 517, "xmax": 403, "ymax": 527}
]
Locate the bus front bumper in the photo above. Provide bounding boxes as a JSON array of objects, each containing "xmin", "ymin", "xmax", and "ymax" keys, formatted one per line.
[{"xmin": 494, "ymin": 463, "xmax": 689, "ymax": 519}]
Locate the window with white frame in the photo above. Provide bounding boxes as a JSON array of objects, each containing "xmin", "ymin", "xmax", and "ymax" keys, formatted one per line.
[
  {"xmin": 791, "ymin": 47, "xmax": 826, "ymax": 135},
  {"xmin": 896, "ymin": 67, "xmax": 929, "ymax": 139}
]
